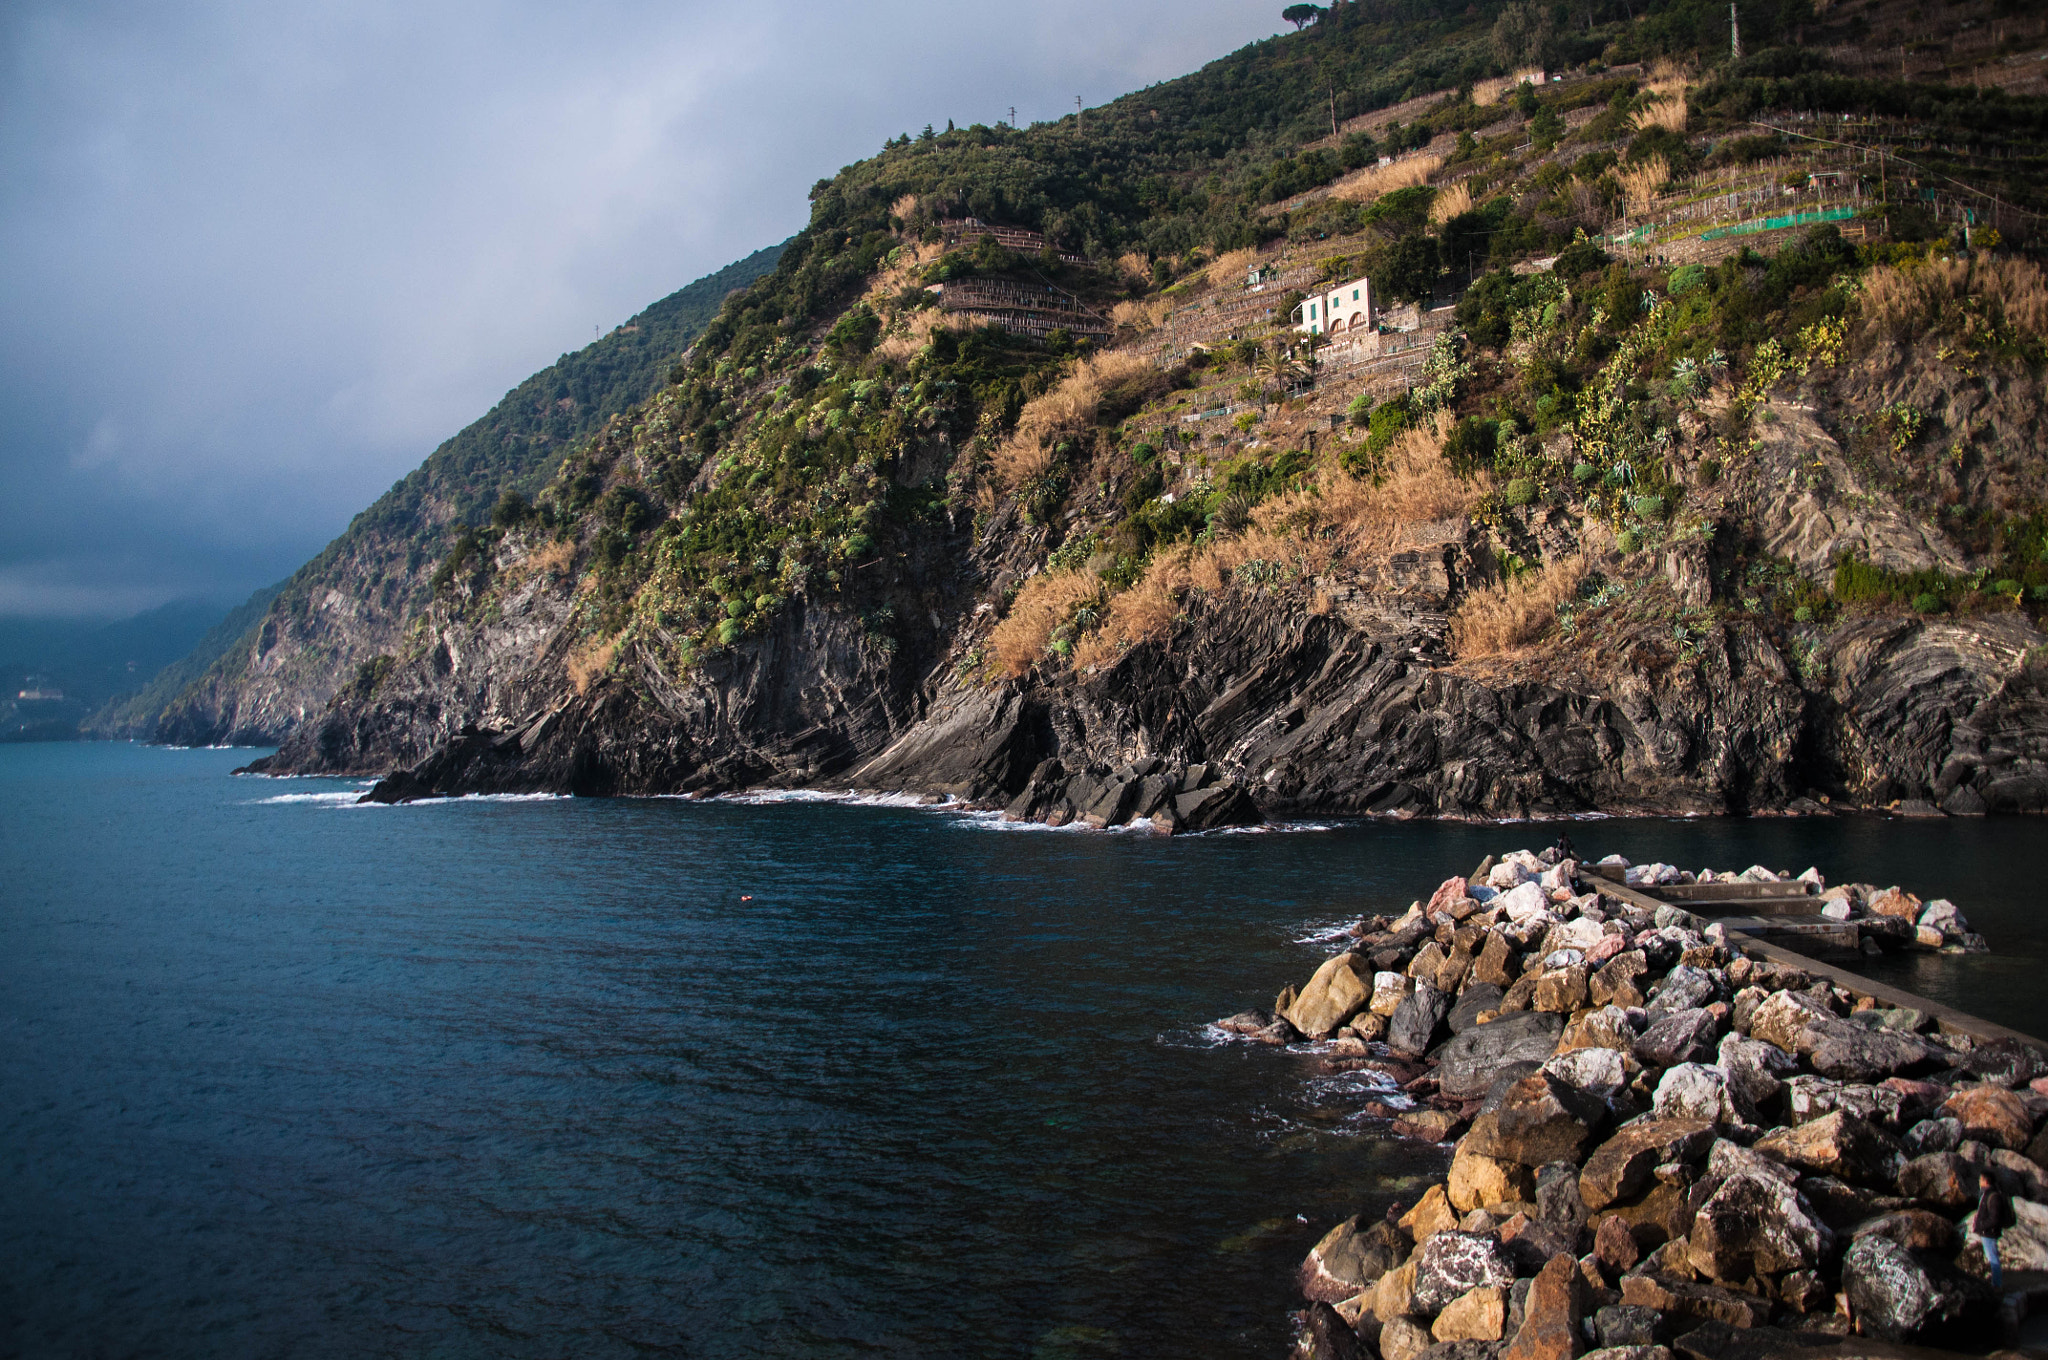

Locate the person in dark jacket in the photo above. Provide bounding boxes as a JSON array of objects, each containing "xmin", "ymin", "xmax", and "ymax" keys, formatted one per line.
[{"xmin": 1969, "ymin": 1170, "xmax": 2008, "ymax": 1289}]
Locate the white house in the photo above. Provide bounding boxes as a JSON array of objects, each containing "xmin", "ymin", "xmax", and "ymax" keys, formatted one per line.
[{"xmin": 1291, "ymin": 274, "xmax": 1375, "ymax": 337}]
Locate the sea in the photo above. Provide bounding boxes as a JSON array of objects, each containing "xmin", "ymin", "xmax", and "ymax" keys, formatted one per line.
[{"xmin": 3, "ymin": 741, "xmax": 2043, "ymax": 1359}]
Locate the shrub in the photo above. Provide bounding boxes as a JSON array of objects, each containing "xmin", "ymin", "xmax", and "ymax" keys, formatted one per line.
[
  {"xmin": 1443, "ymin": 416, "xmax": 1499, "ymax": 474},
  {"xmin": 1505, "ymin": 478, "xmax": 1538, "ymax": 507},
  {"xmin": 1616, "ymin": 529, "xmax": 1642, "ymax": 553},
  {"xmin": 1698, "ymin": 458, "xmax": 1721, "ymax": 485},
  {"xmin": 1912, "ymin": 592, "xmax": 1943, "ymax": 614},
  {"xmin": 717, "ymin": 619, "xmax": 744, "ymax": 645},
  {"xmin": 1668, "ymin": 264, "xmax": 1707, "ymax": 296},
  {"xmin": 1793, "ymin": 605, "xmax": 1814, "ymax": 624},
  {"xmin": 1572, "ymin": 461, "xmax": 1598, "ymax": 484},
  {"xmin": 1631, "ymin": 493, "xmax": 1667, "ymax": 520},
  {"xmin": 1554, "ymin": 238, "xmax": 1610, "ymax": 279},
  {"xmin": 1347, "ymin": 392, "xmax": 1374, "ymax": 427}
]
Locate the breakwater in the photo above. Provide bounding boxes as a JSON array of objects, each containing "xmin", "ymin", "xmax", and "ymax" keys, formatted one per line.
[{"xmin": 1227, "ymin": 847, "xmax": 2048, "ymax": 1360}]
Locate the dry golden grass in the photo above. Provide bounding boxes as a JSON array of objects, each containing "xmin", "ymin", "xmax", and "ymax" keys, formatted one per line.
[
  {"xmin": 875, "ymin": 307, "xmax": 974, "ymax": 364},
  {"xmin": 1254, "ymin": 415, "xmax": 1485, "ymax": 551},
  {"xmin": 1201, "ymin": 246, "xmax": 1262, "ymax": 286},
  {"xmin": 1860, "ymin": 252, "xmax": 2048, "ymax": 342},
  {"xmin": 1330, "ymin": 153, "xmax": 1443, "ymax": 204},
  {"xmin": 1617, "ymin": 154, "xmax": 1670, "ymax": 215},
  {"xmin": 1429, "ymin": 181, "xmax": 1474, "ymax": 225},
  {"xmin": 989, "ymin": 569, "xmax": 1103, "ymax": 677},
  {"xmin": 1473, "ymin": 68, "xmax": 1544, "ymax": 105},
  {"xmin": 989, "ymin": 351, "xmax": 1157, "ymax": 487},
  {"xmin": 890, "ymin": 193, "xmax": 919, "ymax": 221},
  {"xmin": 1450, "ymin": 554, "xmax": 1589, "ymax": 657},
  {"xmin": 1070, "ymin": 418, "xmax": 1488, "ymax": 669},
  {"xmin": 567, "ymin": 635, "xmax": 619, "ymax": 695},
  {"xmin": 863, "ymin": 240, "xmax": 942, "ymax": 307},
  {"xmin": 1114, "ymin": 251, "xmax": 1152, "ymax": 286},
  {"xmin": 1111, "ymin": 296, "xmax": 1170, "ymax": 331},
  {"xmin": 1632, "ymin": 78, "xmax": 1688, "ymax": 133},
  {"xmin": 1072, "ymin": 552, "xmax": 1193, "ymax": 670},
  {"xmin": 526, "ymin": 539, "xmax": 576, "ymax": 576}
]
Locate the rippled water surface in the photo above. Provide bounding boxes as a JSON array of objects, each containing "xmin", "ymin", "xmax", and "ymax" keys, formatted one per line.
[{"xmin": 3, "ymin": 743, "xmax": 2041, "ymax": 1358}]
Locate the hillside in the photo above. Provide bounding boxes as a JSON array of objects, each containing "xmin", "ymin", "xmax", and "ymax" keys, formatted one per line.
[
  {"xmin": 0, "ymin": 600, "xmax": 236, "ymax": 743},
  {"xmin": 134, "ymin": 242, "xmax": 789, "ymax": 744},
  {"xmin": 248, "ymin": 0, "xmax": 2048, "ymax": 824}
]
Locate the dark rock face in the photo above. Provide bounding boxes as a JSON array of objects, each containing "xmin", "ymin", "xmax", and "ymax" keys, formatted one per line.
[
  {"xmin": 1389, "ymin": 983, "xmax": 1454, "ymax": 1059},
  {"xmin": 231, "ymin": 504, "xmax": 2048, "ymax": 821},
  {"xmin": 1632, "ymin": 1009, "xmax": 1718, "ymax": 1070},
  {"xmin": 1435, "ymin": 1013, "xmax": 1565, "ymax": 1102}
]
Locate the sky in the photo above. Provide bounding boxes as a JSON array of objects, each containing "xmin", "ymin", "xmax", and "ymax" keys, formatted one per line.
[{"xmin": 0, "ymin": 0, "xmax": 1283, "ymax": 620}]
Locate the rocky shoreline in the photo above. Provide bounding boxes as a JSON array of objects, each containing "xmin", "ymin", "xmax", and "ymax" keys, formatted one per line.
[{"xmin": 1215, "ymin": 849, "xmax": 2047, "ymax": 1360}]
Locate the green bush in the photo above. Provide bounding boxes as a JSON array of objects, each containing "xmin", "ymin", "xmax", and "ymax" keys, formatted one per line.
[
  {"xmin": 1443, "ymin": 417, "xmax": 1499, "ymax": 474},
  {"xmin": 1505, "ymin": 478, "xmax": 1538, "ymax": 507},
  {"xmin": 1346, "ymin": 392, "xmax": 1374, "ymax": 427},
  {"xmin": 1912, "ymin": 592, "xmax": 1943, "ymax": 614},
  {"xmin": 1572, "ymin": 461, "xmax": 1598, "ymax": 484},
  {"xmin": 717, "ymin": 619, "xmax": 744, "ymax": 645},
  {"xmin": 1631, "ymin": 494, "xmax": 1666, "ymax": 521},
  {"xmin": 1617, "ymin": 529, "xmax": 1642, "ymax": 553},
  {"xmin": 1668, "ymin": 264, "xmax": 1707, "ymax": 296},
  {"xmin": 1992, "ymin": 578, "xmax": 2021, "ymax": 596},
  {"xmin": 1793, "ymin": 604, "xmax": 1814, "ymax": 624},
  {"xmin": 725, "ymin": 599, "xmax": 748, "ymax": 617}
]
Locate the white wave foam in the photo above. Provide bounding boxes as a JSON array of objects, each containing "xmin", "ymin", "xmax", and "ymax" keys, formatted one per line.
[
  {"xmin": 248, "ymin": 790, "xmax": 366, "ymax": 806},
  {"xmin": 708, "ymin": 787, "xmax": 950, "ymax": 809},
  {"xmin": 1292, "ymin": 920, "xmax": 1361, "ymax": 945}
]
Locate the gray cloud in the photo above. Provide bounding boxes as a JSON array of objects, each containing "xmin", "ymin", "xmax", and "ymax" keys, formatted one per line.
[{"xmin": 0, "ymin": 0, "xmax": 1278, "ymax": 618}]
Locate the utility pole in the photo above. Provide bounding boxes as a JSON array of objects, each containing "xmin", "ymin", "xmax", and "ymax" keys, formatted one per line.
[
  {"xmin": 1730, "ymin": 3, "xmax": 1741, "ymax": 60},
  {"xmin": 1076, "ymin": 96, "xmax": 1083, "ymax": 132},
  {"xmin": 1328, "ymin": 84, "xmax": 1338, "ymax": 137},
  {"xmin": 1009, "ymin": 106, "xmax": 1016, "ymax": 129}
]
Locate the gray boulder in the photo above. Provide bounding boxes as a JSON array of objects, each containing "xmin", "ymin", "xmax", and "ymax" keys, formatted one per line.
[
  {"xmin": 1449, "ymin": 982, "xmax": 1505, "ymax": 1034},
  {"xmin": 1841, "ymin": 1233, "xmax": 1981, "ymax": 1341},
  {"xmin": 1389, "ymin": 981, "xmax": 1453, "ymax": 1058},
  {"xmin": 1433, "ymin": 1010, "xmax": 1565, "ymax": 1101},
  {"xmin": 1634, "ymin": 1007, "xmax": 1720, "ymax": 1069}
]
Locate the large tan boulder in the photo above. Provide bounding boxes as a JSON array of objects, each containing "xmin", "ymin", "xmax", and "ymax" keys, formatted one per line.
[
  {"xmin": 1286, "ymin": 952, "xmax": 1371, "ymax": 1038},
  {"xmin": 1434, "ymin": 1285, "xmax": 1508, "ymax": 1342},
  {"xmin": 1399, "ymin": 1183, "xmax": 1458, "ymax": 1242},
  {"xmin": 1579, "ymin": 1119, "xmax": 1714, "ymax": 1211},
  {"xmin": 1449, "ymin": 1142, "xmax": 1537, "ymax": 1213}
]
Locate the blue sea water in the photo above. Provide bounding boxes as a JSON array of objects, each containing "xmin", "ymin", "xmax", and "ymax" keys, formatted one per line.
[{"xmin": 2, "ymin": 742, "xmax": 2042, "ymax": 1359}]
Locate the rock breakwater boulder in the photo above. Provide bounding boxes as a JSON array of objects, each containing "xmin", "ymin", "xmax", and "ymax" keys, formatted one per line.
[{"xmin": 1254, "ymin": 847, "xmax": 2038, "ymax": 1358}]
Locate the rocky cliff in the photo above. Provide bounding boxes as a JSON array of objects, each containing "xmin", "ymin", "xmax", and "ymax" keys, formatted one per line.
[
  {"xmin": 142, "ymin": 244, "xmax": 788, "ymax": 746},
  {"xmin": 234, "ymin": 9, "xmax": 2048, "ymax": 821}
]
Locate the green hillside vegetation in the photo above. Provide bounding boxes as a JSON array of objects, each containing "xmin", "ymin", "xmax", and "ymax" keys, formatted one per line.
[
  {"xmin": 410, "ymin": 0, "xmax": 2047, "ymax": 701},
  {"xmin": 136, "ymin": 241, "xmax": 789, "ymax": 736},
  {"xmin": 86, "ymin": 583, "xmax": 283, "ymax": 738}
]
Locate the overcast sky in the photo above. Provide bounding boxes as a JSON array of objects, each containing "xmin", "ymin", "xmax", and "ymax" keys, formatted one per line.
[{"xmin": 0, "ymin": 0, "xmax": 1281, "ymax": 620}]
